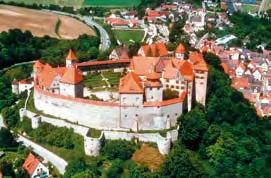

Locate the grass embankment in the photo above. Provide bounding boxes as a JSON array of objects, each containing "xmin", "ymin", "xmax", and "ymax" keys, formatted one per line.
[
  {"xmin": 55, "ymin": 18, "xmax": 62, "ymax": 38},
  {"xmin": 113, "ymin": 30, "xmax": 144, "ymax": 45},
  {"xmin": 132, "ymin": 144, "xmax": 164, "ymax": 171},
  {"xmin": 83, "ymin": 0, "xmax": 141, "ymax": 7}
]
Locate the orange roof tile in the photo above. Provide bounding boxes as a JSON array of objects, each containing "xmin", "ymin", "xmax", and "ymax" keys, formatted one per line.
[
  {"xmin": 119, "ymin": 72, "xmax": 143, "ymax": 94},
  {"xmin": 61, "ymin": 67, "xmax": 83, "ymax": 84},
  {"xmin": 130, "ymin": 56, "xmax": 160, "ymax": 76},
  {"xmin": 141, "ymin": 43, "xmax": 168, "ymax": 57},
  {"xmin": 146, "ymin": 71, "xmax": 161, "ymax": 80},
  {"xmin": 179, "ymin": 61, "xmax": 194, "ymax": 80},
  {"xmin": 176, "ymin": 44, "xmax": 186, "ymax": 54},
  {"xmin": 221, "ymin": 62, "xmax": 229, "ymax": 74},
  {"xmin": 38, "ymin": 64, "xmax": 66, "ymax": 88},
  {"xmin": 33, "ymin": 60, "xmax": 44, "ymax": 69},
  {"xmin": 66, "ymin": 49, "xmax": 77, "ymax": 61},
  {"xmin": 163, "ymin": 60, "xmax": 179, "ymax": 79},
  {"xmin": 23, "ymin": 153, "xmax": 40, "ymax": 175},
  {"xmin": 231, "ymin": 77, "xmax": 250, "ymax": 89}
]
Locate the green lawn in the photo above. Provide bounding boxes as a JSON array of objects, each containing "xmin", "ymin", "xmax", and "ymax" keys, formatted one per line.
[
  {"xmin": 102, "ymin": 71, "xmax": 122, "ymax": 88},
  {"xmin": 113, "ymin": 30, "xmax": 144, "ymax": 45},
  {"xmin": 83, "ymin": 0, "xmax": 141, "ymax": 7},
  {"xmin": 242, "ymin": 4, "xmax": 257, "ymax": 13},
  {"xmin": 84, "ymin": 72, "xmax": 107, "ymax": 89}
]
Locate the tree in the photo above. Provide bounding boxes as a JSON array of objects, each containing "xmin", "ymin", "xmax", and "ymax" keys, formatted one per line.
[
  {"xmin": 2, "ymin": 106, "xmax": 20, "ymax": 128},
  {"xmin": 160, "ymin": 144, "xmax": 207, "ymax": 178},
  {"xmin": 102, "ymin": 140, "xmax": 136, "ymax": 160},
  {"xmin": 163, "ymin": 89, "xmax": 179, "ymax": 100},
  {"xmin": 0, "ymin": 128, "xmax": 17, "ymax": 148},
  {"xmin": 64, "ymin": 159, "xmax": 86, "ymax": 178},
  {"xmin": 179, "ymin": 106, "xmax": 208, "ymax": 150}
]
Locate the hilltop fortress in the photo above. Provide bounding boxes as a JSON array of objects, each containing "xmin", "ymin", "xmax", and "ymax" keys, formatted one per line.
[{"xmin": 14, "ymin": 43, "xmax": 208, "ymax": 155}]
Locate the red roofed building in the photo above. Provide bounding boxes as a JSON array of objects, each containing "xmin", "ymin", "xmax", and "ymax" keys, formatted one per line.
[
  {"xmin": 23, "ymin": 153, "xmax": 49, "ymax": 178},
  {"xmin": 60, "ymin": 67, "xmax": 84, "ymax": 98},
  {"xmin": 138, "ymin": 43, "xmax": 168, "ymax": 57}
]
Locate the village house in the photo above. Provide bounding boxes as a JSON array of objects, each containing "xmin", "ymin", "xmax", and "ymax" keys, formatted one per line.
[
  {"xmin": 109, "ymin": 47, "xmax": 130, "ymax": 60},
  {"xmin": 23, "ymin": 153, "xmax": 49, "ymax": 178}
]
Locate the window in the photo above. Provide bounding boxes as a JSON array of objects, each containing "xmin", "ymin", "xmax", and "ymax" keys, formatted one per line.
[
  {"xmin": 167, "ymin": 115, "xmax": 170, "ymax": 118},
  {"xmin": 176, "ymin": 86, "xmax": 179, "ymax": 89},
  {"xmin": 176, "ymin": 80, "xmax": 179, "ymax": 84},
  {"xmin": 135, "ymin": 114, "xmax": 138, "ymax": 117},
  {"xmin": 166, "ymin": 79, "xmax": 169, "ymax": 82}
]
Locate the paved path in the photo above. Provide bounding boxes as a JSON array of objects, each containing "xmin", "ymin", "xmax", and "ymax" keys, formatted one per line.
[
  {"xmin": 0, "ymin": 61, "xmax": 35, "ymax": 73},
  {"xmin": 17, "ymin": 135, "xmax": 68, "ymax": 174},
  {"xmin": 44, "ymin": 10, "xmax": 111, "ymax": 51}
]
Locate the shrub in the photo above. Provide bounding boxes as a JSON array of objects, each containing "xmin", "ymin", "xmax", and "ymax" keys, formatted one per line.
[{"xmin": 102, "ymin": 140, "xmax": 136, "ymax": 160}]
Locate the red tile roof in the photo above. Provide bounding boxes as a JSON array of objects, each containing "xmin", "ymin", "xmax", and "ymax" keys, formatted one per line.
[
  {"xmin": 221, "ymin": 62, "xmax": 230, "ymax": 74},
  {"xmin": 144, "ymin": 92, "xmax": 187, "ymax": 107},
  {"xmin": 231, "ymin": 77, "xmax": 250, "ymax": 89},
  {"xmin": 129, "ymin": 56, "xmax": 160, "ymax": 76},
  {"xmin": 140, "ymin": 43, "xmax": 168, "ymax": 57},
  {"xmin": 176, "ymin": 44, "xmax": 186, "ymax": 54},
  {"xmin": 38, "ymin": 64, "xmax": 66, "ymax": 88},
  {"xmin": 33, "ymin": 60, "xmax": 44, "ymax": 69},
  {"xmin": 66, "ymin": 49, "xmax": 77, "ymax": 61},
  {"xmin": 61, "ymin": 67, "xmax": 83, "ymax": 85},
  {"xmin": 119, "ymin": 72, "xmax": 144, "ymax": 94},
  {"xmin": 23, "ymin": 153, "xmax": 40, "ymax": 176},
  {"xmin": 179, "ymin": 61, "xmax": 194, "ymax": 81},
  {"xmin": 77, "ymin": 59, "xmax": 130, "ymax": 67}
]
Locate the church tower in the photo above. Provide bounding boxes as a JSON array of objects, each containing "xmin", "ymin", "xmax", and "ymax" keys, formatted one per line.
[{"xmin": 66, "ymin": 49, "xmax": 77, "ymax": 68}]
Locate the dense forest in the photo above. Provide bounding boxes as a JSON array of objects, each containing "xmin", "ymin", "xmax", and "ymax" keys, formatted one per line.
[
  {"xmin": 0, "ymin": 29, "xmax": 100, "ymax": 69},
  {"xmin": 216, "ymin": 12, "xmax": 271, "ymax": 50}
]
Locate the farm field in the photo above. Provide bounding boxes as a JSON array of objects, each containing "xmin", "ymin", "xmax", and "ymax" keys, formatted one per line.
[
  {"xmin": 83, "ymin": 0, "xmax": 141, "ymax": 7},
  {"xmin": 113, "ymin": 30, "xmax": 144, "ymax": 45},
  {"xmin": 0, "ymin": 5, "xmax": 96, "ymax": 39},
  {"xmin": 3, "ymin": 0, "xmax": 84, "ymax": 7},
  {"xmin": 3, "ymin": 0, "xmax": 141, "ymax": 7}
]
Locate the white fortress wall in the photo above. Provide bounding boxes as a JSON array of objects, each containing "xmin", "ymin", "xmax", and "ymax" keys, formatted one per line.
[{"xmin": 34, "ymin": 88, "xmax": 120, "ymax": 130}]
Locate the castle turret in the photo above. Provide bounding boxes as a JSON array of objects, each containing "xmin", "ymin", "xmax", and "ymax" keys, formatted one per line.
[
  {"xmin": 66, "ymin": 49, "xmax": 77, "ymax": 68},
  {"xmin": 145, "ymin": 72, "xmax": 163, "ymax": 102},
  {"xmin": 175, "ymin": 44, "xmax": 186, "ymax": 60},
  {"xmin": 60, "ymin": 67, "xmax": 84, "ymax": 98},
  {"xmin": 33, "ymin": 60, "xmax": 44, "ymax": 84}
]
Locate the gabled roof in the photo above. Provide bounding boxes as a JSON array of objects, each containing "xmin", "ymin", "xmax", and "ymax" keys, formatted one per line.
[
  {"xmin": 38, "ymin": 64, "xmax": 66, "ymax": 88},
  {"xmin": 119, "ymin": 72, "xmax": 143, "ymax": 94},
  {"xmin": 176, "ymin": 44, "xmax": 186, "ymax": 54},
  {"xmin": 23, "ymin": 153, "xmax": 40, "ymax": 176},
  {"xmin": 140, "ymin": 43, "xmax": 168, "ymax": 57},
  {"xmin": 66, "ymin": 49, "xmax": 77, "ymax": 61},
  {"xmin": 163, "ymin": 61, "xmax": 179, "ymax": 79},
  {"xmin": 130, "ymin": 56, "xmax": 160, "ymax": 76},
  {"xmin": 61, "ymin": 67, "xmax": 83, "ymax": 85},
  {"xmin": 33, "ymin": 60, "xmax": 44, "ymax": 69}
]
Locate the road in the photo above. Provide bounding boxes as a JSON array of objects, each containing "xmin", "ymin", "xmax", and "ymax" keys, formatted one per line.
[
  {"xmin": 0, "ymin": 115, "xmax": 68, "ymax": 174},
  {"xmin": 0, "ymin": 61, "xmax": 35, "ymax": 73},
  {"xmin": 44, "ymin": 10, "xmax": 111, "ymax": 51}
]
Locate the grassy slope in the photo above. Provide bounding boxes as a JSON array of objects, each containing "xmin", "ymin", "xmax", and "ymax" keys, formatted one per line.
[{"xmin": 83, "ymin": 0, "xmax": 141, "ymax": 7}]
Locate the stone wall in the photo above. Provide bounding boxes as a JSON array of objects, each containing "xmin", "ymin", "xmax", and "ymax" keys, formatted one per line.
[{"xmin": 34, "ymin": 87, "xmax": 183, "ymax": 131}]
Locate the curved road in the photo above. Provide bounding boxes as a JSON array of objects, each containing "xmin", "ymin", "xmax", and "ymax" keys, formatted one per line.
[{"xmin": 44, "ymin": 10, "xmax": 111, "ymax": 51}]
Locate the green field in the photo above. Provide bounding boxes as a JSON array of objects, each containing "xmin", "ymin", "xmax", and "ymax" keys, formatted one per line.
[
  {"xmin": 113, "ymin": 30, "xmax": 144, "ymax": 45},
  {"xmin": 83, "ymin": 0, "xmax": 141, "ymax": 7}
]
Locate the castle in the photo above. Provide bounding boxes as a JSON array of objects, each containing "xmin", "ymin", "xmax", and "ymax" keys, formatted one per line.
[{"xmin": 14, "ymin": 44, "xmax": 208, "ymax": 155}]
